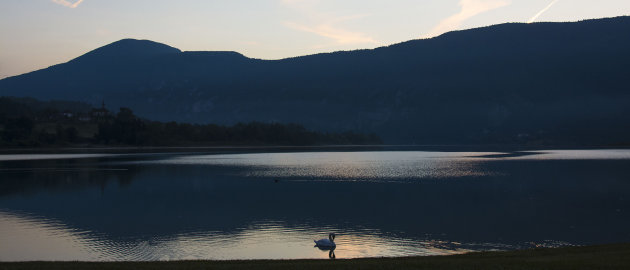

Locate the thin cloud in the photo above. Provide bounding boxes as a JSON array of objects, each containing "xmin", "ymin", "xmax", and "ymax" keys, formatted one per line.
[
  {"xmin": 281, "ymin": 0, "xmax": 312, "ymax": 4},
  {"xmin": 284, "ymin": 20, "xmax": 378, "ymax": 45},
  {"xmin": 51, "ymin": 0, "xmax": 84, "ymax": 8},
  {"xmin": 425, "ymin": 0, "xmax": 510, "ymax": 38},
  {"xmin": 528, "ymin": 0, "xmax": 560, "ymax": 23},
  {"xmin": 281, "ymin": 1, "xmax": 378, "ymax": 46}
]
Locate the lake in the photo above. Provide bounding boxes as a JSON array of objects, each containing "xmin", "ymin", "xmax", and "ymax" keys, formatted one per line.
[{"xmin": 1, "ymin": 149, "xmax": 630, "ymax": 261}]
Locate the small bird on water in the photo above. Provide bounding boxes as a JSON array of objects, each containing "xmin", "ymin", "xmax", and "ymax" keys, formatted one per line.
[{"xmin": 314, "ymin": 233, "xmax": 336, "ymax": 248}]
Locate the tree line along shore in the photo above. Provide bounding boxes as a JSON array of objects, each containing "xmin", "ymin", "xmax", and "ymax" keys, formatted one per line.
[{"xmin": 0, "ymin": 96, "xmax": 382, "ymax": 147}]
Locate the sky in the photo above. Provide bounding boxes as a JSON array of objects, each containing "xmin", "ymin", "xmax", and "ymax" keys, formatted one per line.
[{"xmin": 1, "ymin": 0, "xmax": 629, "ymax": 79}]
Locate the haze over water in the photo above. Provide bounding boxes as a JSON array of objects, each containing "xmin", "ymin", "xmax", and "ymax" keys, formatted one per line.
[{"xmin": 1, "ymin": 149, "xmax": 629, "ymax": 261}]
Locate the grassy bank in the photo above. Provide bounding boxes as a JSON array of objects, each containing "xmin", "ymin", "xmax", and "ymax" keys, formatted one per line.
[{"xmin": 2, "ymin": 243, "xmax": 630, "ymax": 270}]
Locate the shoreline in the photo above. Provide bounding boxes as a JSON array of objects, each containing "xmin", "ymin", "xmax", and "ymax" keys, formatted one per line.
[
  {"xmin": 1, "ymin": 144, "xmax": 628, "ymax": 155},
  {"xmin": 1, "ymin": 243, "xmax": 629, "ymax": 269}
]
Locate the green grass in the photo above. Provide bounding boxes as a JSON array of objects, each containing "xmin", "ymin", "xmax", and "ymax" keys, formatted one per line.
[{"xmin": 2, "ymin": 243, "xmax": 629, "ymax": 270}]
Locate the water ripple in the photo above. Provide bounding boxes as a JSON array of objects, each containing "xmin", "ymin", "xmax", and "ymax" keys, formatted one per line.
[{"xmin": 0, "ymin": 211, "xmax": 514, "ymax": 261}]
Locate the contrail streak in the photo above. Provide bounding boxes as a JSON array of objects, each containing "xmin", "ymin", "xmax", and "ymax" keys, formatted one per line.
[
  {"xmin": 51, "ymin": 0, "xmax": 84, "ymax": 9},
  {"xmin": 528, "ymin": 0, "xmax": 560, "ymax": 23},
  {"xmin": 425, "ymin": 0, "xmax": 510, "ymax": 38}
]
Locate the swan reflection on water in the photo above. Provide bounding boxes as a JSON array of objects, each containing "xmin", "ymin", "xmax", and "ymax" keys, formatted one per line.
[
  {"xmin": 314, "ymin": 233, "xmax": 337, "ymax": 259},
  {"xmin": 316, "ymin": 246, "xmax": 336, "ymax": 259}
]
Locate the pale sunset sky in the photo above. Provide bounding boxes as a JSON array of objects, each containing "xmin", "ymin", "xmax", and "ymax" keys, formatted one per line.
[{"xmin": 1, "ymin": 0, "xmax": 629, "ymax": 79}]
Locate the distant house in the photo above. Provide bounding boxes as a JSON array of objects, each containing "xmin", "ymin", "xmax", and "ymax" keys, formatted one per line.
[
  {"xmin": 90, "ymin": 100, "xmax": 110, "ymax": 121},
  {"xmin": 62, "ymin": 111, "xmax": 74, "ymax": 118},
  {"xmin": 78, "ymin": 114, "xmax": 91, "ymax": 122}
]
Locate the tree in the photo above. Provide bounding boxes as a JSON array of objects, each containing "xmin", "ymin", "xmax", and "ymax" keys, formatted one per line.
[{"xmin": 2, "ymin": 117, "xmax": 34, "ymax": 142}]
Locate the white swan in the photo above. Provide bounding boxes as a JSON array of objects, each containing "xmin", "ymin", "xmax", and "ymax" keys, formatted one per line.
[{"xmin": 314, "ymin": 233, "xmax": 336, "ymax": 248}]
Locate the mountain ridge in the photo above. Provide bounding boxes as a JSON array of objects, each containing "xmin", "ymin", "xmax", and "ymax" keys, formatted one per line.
[{"xmin": 1, "ymin": 16, "xmax": 630, "ymax": 144}]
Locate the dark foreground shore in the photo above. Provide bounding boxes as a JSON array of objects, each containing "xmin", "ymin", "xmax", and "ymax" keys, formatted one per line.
[{"xmin": 2, "ymin": 243, "xmax": 629, "ymax": 270}]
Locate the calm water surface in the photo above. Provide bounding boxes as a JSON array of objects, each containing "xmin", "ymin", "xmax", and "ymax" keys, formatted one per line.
[{"xmin": 1, "ymin": 149, "xmax": 630, "ymax": 261}]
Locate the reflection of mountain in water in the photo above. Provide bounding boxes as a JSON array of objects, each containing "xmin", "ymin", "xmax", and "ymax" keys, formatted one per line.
[
  {"xmin": 1, "ymin": 152, "xmax": 630, "ymax": 257},
  {"xmin": 0, "ymin": 157, "xmax": 140, "ymax": 196}
]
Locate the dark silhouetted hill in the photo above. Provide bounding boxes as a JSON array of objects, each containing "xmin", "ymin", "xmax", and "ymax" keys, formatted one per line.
[{"xmin": 2, "ymin": 17, "xmax": 630, "ymax": 145}]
